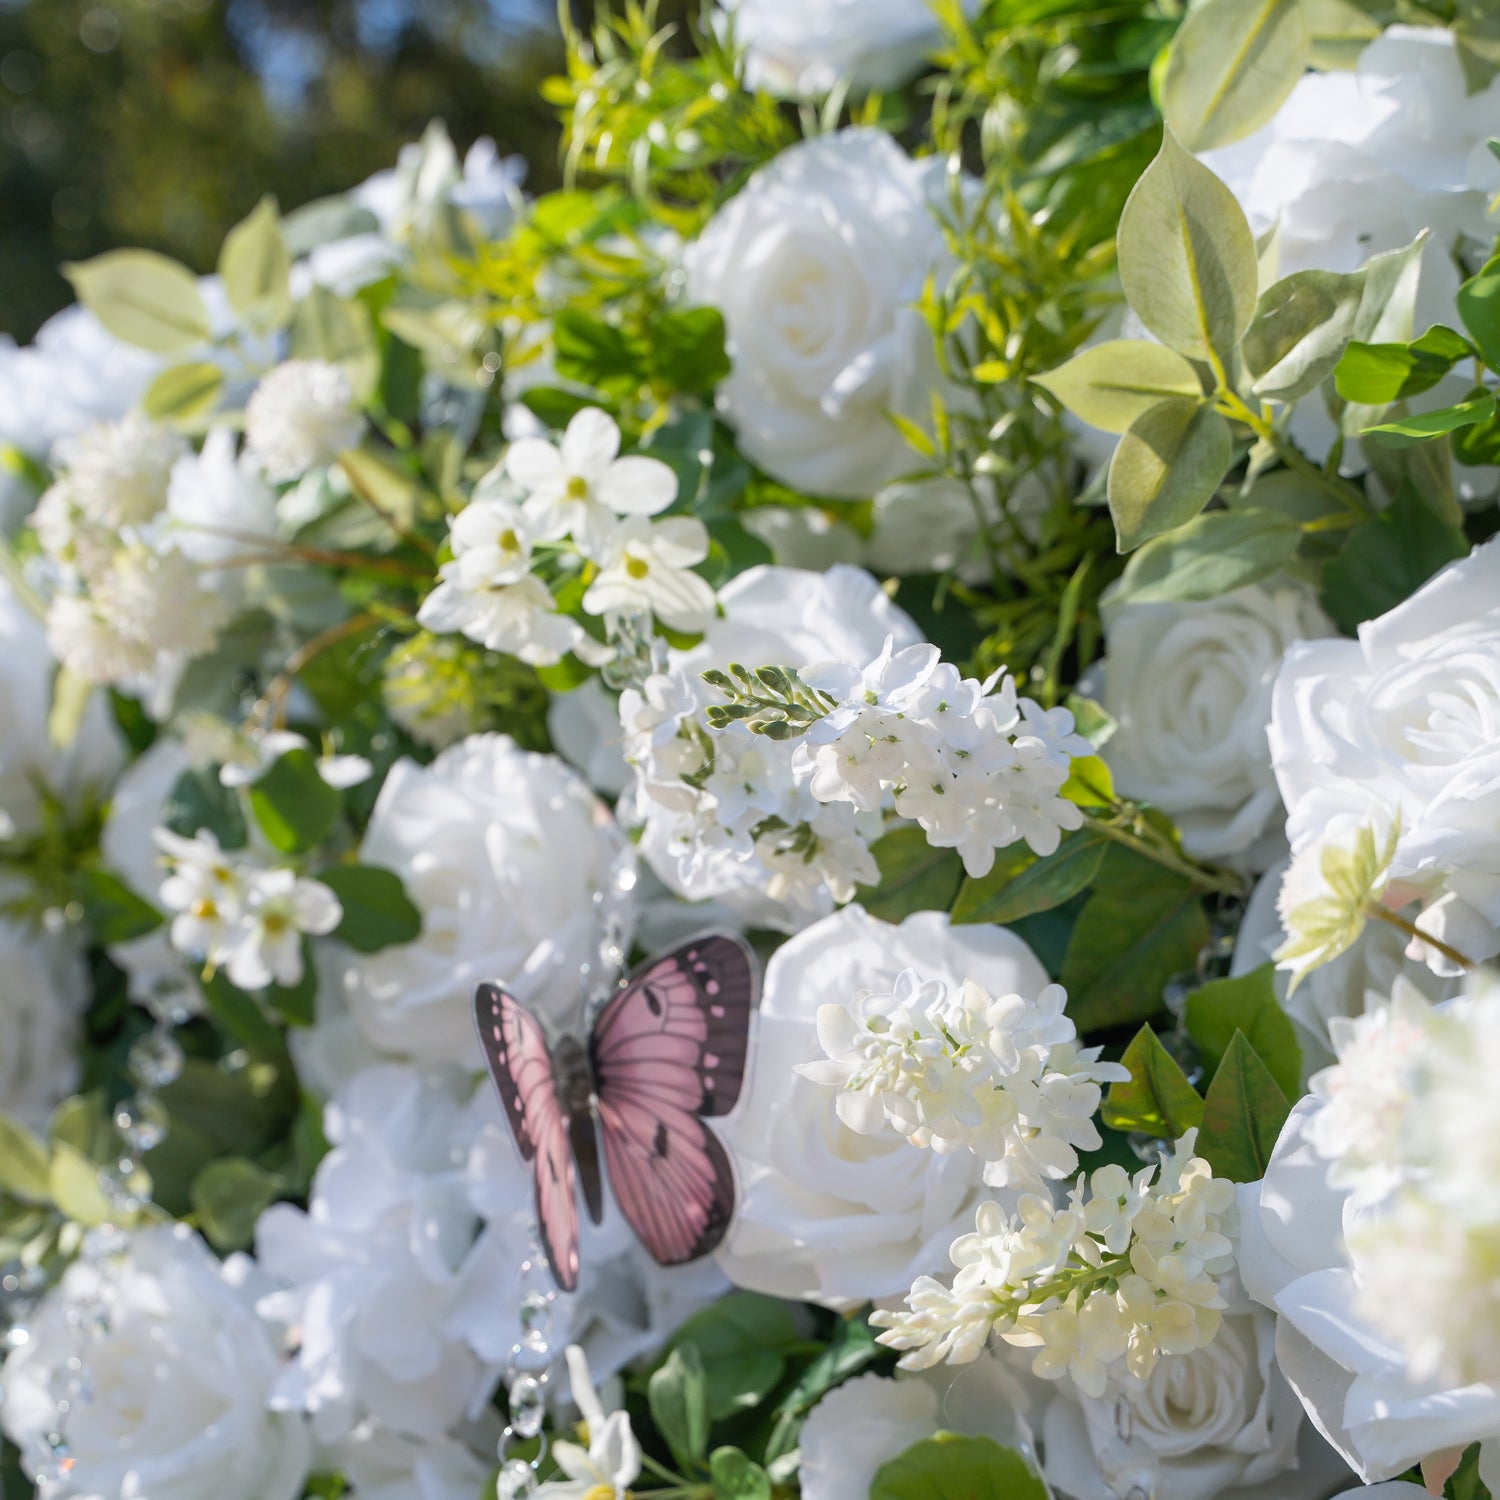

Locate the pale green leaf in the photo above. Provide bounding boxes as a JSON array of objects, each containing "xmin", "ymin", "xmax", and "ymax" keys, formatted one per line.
[
  {"xmin": 63, "ymin": 249, "xmax": 212, "ymax": 354},
  {"xmin": 1244, "ymin": 267, "xmax": 1365, "ymax": 401},
  {"xmin": 0, "ymin": 1113, "xmax": 53, "ymax": 1204},
  {"xmin": 1303, "ymin": 0, "xmax": 1380, "ymax": 70},
  {"xmin": 49, "ymin": 667, "xmax": 93, "ymax": 750},
  {"xmin": 1107, "ymin": 397, "xmax": 1233, "ymax": 551},
  {"xmin": 1114, "ymin": 505, "xmax": 1301, "ymax": 603},
  {"xmin": 219, "ymin": 195, "xmax": 293, "ymax": 331},
  {"xmin": 292, "ymin": 286, "xmax": 379, "ymax": 399},
  {"xmin": 1033, "ymin": 340, "xmax": 1203, "ymax": 433},
  {"xmin": 1117, "ymin": 128, "xmax": 1259, "ymax": 365},
  {"xmin": 142, "ymin": 361, "xmax": 226, "ymax": 425},
  {"xmin": 1161, "ymin": 0, "xmax": 1310, "ymax": 153},
  {"xmin": 49, "ymin": 1144, "xmax": 114, "ymax": 1226}
]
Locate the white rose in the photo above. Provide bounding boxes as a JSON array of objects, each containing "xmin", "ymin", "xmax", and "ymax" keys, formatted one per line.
[
  {"xmin": 320, "ymin": 1423, "xmax": 492, "ymax": 1500},
  {"xmin": 1099, "ymin": 581, "xmax": 1331, "ymax": 869},
  {"xmin": 0, "ymin": 1224, "xmax": 311, "ymax": 1500},
  {"xmin": 1238, "ymin": 1099, "xmax": 1500, "ymax": 1480},
  {"xmin": 715, "ymin": 905, "xmax": 1047, "ymax": 1305},
  {"xmin": 1269, "ymin": 538, "xmax": 1500, "ymax": 968},
  {"xmin": 338, "ymin": 734, "xmax": 633, "ymax": 1067},
  {"xmin": 718, "ymin": 0, "xmax": 970, "ymax": 96},
  {"xmin": 0, "ymin": 905, "xmax": 87, "ymax": 1129},
  {"xmin": 0, "ymin": 575, "xmax": 122, "ymax": 843},
  {"xmin": 683, "ymin": 129, "xmax": 954, "ymax": 499}
]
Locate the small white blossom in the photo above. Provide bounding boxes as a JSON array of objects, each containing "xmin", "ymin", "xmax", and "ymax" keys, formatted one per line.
[
  {"xmin": 538, "ymin": 1346, "xmax": 643, "ymax": 1500},
  {"xmin": 45, "ymin": 594, "xmax": 156, "ymax": 685},
  {"xmin": 55, "ymin": 410, "xmax": 184, "ymax": 527},
  {"xmin": 583, "ymin": 515, "xmax": 717, "ymax": 632},
  {"xmin": 222, "ymin": 868, "xmax": 342, "ymax": 991},
  {"xmin": 245, "ymin": 359, "xmax": 364, "ymax": 482},
  {"xmin": 419, "ymin": 570, "xmax": 607, "ymax": 667}
]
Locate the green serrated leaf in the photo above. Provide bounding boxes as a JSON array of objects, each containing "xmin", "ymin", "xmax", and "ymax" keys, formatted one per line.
[
  {"xmin": 1108, "ymin": 398, "xmax": 1233, "ymax": 552},
  {"xmin": 317, "ymin": 865, "xmax": 422, "ymax": 954},
  {"xmin": 871, "ymin": 1433, "xmax": 1049, "ymax": 1500},
  {"xmin": 1183, "ymin": 964, "xmax": 1301, "ymax": 1098},
  {"xmin": 63, "ymin": 249, "xmax": 212, "ymax": 354},
  {"xmin": 649, "ymin": 1344, "xmax": 711, "ymax": 1471},
  {"xmin": 1102, "ymin": 1026, "xmax": 1205, "ymax": 1138},
  {"xmin": 1032, "ymin": 340, "xmax": 1203, "ymax": 434},
  {"xmin": 1115, "ymin": 505, "xmax": 1301, "ymax": 605},
  {"xmin": 1196, "ymin": 1031, "xmax": 1291, "ymax": 1181},
  {"xmin": 952, "ymin": 827, "xmax": 1107, "ymax": 925},
  {"xmin": 1117, "ymin": 128, "xmax": 1259, "ymax": 365},
  {"xmin": 248, "ymin": 747, "xmax": 341, "ymax": 855}
]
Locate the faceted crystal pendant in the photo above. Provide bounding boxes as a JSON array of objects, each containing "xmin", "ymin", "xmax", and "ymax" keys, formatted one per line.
[
  {"xmin": 518, "ymin": 1291, "xmax": 553, "ymax": 1355},
  {"xmin": 508, "ymin": 1373, "xmax": 545, "ymax": 1439},
  {"xmin": 496, "ymin": 1458, "xmax": 537, "ymax": 1499},
  {"xmin": 128, "ymin": 1030, "xmax": 185, "ymax": 1090},
  {"xmin": 113, "ymin": 1095, "xmax": 169, "ymax": 1155}
]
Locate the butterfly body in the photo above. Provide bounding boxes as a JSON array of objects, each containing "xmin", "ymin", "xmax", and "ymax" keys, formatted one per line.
[{"xmin": 475, "ymin": 934, "xmax": 758, "ymax": 1292}]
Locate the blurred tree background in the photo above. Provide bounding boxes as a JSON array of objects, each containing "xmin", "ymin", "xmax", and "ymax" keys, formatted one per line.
[{"xmin": 0, "ymin": 0, "xmax": 568, "ymax": 341}]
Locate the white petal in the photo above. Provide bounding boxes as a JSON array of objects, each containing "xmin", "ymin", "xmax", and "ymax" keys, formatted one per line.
[
  {"xmin": 561, "ymin": 408, "xmax": 621, "ymax": 479},
  {"xmin": 506, "ymin": 438, "xmax": 567, "ymax": 491},
  {"xmin": 318, "ymin": 754, "xmax": 373, "ymax": 789},
  {"xmin": 596, "ymin": 456, "xmax": 678, "ymax": 515},
  {"xmin": 645, "ymin": 516, "xmax": 710, "ymax": 567},
  {"xmin": 644, "ymin": 565, "xmax": 716, "ymax": 632}
]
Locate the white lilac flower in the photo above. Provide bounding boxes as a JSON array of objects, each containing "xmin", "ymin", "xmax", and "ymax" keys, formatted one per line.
[
  {"xmin": 582, "ymin": 515, "xmax": 717, "ymax": 632},
  {"xmin": 538, "ymin": 1346, "xmax": 642, "ymax": 1500},
  {"xmin": 154, "ymin": 826, "xmax": 248, "ymax": 963},
  {"xmin": 221, "ymin": 868, "xmax": 342, "ymax": 991},
  {"xmin": 245, "ymin": 359, "xmax": 364, "ymax": 482},
  {"xmin": 505, "ymin": 407, "xmax": 677, "ymax": 559},
  {"xmin": 54, "ymin": 409, "xmax": 184, "ymax": 527}
]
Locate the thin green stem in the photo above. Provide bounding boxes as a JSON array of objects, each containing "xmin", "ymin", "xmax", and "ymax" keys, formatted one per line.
[
  {"xmin": 1365, "ymin": 902, "xmax": 1475, "ymax": 972},
  {"xmin": 1088, "ymin": 811, "xmax": 1243, "ymax": 895}
]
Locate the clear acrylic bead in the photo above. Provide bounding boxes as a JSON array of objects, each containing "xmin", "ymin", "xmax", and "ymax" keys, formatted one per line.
[
  {"xmin": 496, "ymin": 1458, "xmax": 536, "ymax": 1499},
  {"xmin": 518, "ymin": 1291, "xmax": 553, "ymax": 1355},
  {"xmin": 508, "ymin": 1373, "xmax": 545, "ymax": 1438},
  {"xmin": 99, "ymin": 1161, "xmax": 143, "ymax": 1215},
  {"xmin": 128, "ymin": 1030, "xmax": 185, "ymax": 1090},
  {"xmin": 114, "ymin": 1095, "xmax": 169, "ymax": 1155}
]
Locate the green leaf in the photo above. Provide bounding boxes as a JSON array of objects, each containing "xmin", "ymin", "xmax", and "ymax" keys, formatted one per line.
[
  {"xmin": 63, "ymin": 249, "xmax": 212, "ymax": 354},
  {"xmin": 49, "ymin": 667, "xmax": 93, "ymax": 750},
  {"xmin": 1183, "ymin": 964, "xmax": 1301, "ymax": 1099},
  {"xmin": 1115, "ymin": 505, "xmax": 1301, "ymax": 605},
  {"xmin": 649, "ymin": 1343, "xmax": 711, "ymax": 1472},
  {"xmin": 1363, "ymin": 396, "xmax": 1497, "ymax": 448},
  {"xmin": 142, "ymin": 361, "xmax": 226, "ymax": 425},
  {"xmin": 266, "ymin": 952, "xmax": 317, "ymax": 1026},
  {"xmin": 49, "ymin": 1143, "xmax": 116, "ymax": 1226},
  {"xmin": 1304, "ymin": 0, "xmax": 1381, "ymax": 69},
  {"xmin": 1161, "ymin": 0, "xmax": 1309, "ymax": 153},
  {"xmin": 857, "ymin": 827, "xmax": 966, "ymax": 923},
  {"xmin": 1107, "ymin": 398, "xmax": 1233, "ymax": 552},
  {"xmin": 710, "ymin": 1448, "xmax": 772, "ymax": 1500},
  {"xmin": 219, "ymin": 195, "xmax": 293, "ymax": 331},
  {"xmin": 248, "ymin": 748, "xmax": 341, "ymax": 855},
  {"xmin": 1335, "ymin": 326, "xmax": 1475, "ymax": 406},
  {"xmin": 191, "ymin": 1157, "xmax": 284, "ymax": 1251},
  {"xmin": 952, "ymin": 827, "xmax": 1107, "ymax": 926},
  {"xmin": 292, "ymin": 286, "xmax": 379, "ymax": 399},
  {"xmin": 1457, "ymin": 252, "xmax": 1500, "ymax": 370},
  {"xmin": 1062, "ymin": 873, "xmax": 1210, "ymax": 1032},
  {"xmin": 0, "ymin": 1113, "xmax": 53, "ymax": 1204},
  {"xmin": 1061, "ymin": 755, "xmax": 1116, "ymax": 809},
  {"xmin": 1032, "ymin": 340, "xmax": 1202, "ymax": 434},
  {"xmin": 1102, "ymin": 1026, "xmax": 1205, "ymax": 1138},
  {"xmin": 870, "ymin": 1433, "xmax": 1049, "ymax": 1500},
  {"xmin": 163, "ymin": 766, "xmax": 249, "ymax": 849},
  {"xmin": 1350, "ymin": 235, "xmax": 1429, "ymax": 347},
  {"xmin": 317, "ymin": 865, "xmax": 422, "ymax": 954},
  {"xmin": 1319, "ymin": 483, "xmax": 1469, "ymax": 634},
  {"xmin": 1116, "ymin": 127, "xmax": 1259, "ymax": 365},
  {"xmin": 652, "ymin": 306, "xmax": 732, "ymax": 395},
  {"xmin": 774, "ymin": 1314, "xmax": 882, "ymax": 1417},
  {"xmin": 553, "ymin": 309, "xmax": 645, "ymax": 393},
  {"xmin": 664, "ymin": 1292, "xmax": 800, "ymax": 1420},
  {"xmin": 1242, "ymin": 268, "xmax": 1365, "ymax": 402},
  {"xmin": 71, "ymin": 868, "xmax": 163, "ymax": 944},
  {"xmin": 199, "ymin": 974, "xmax": 283, "ymax": 1055},
  {"xmin": 1196, "ymin": 1031, "xmax": 1291, "ymax": 1181}
]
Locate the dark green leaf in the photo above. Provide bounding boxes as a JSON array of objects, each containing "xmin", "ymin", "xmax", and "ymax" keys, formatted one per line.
[
  {"xmin": 664, "ymin": 1292, "xmax": 800, "ymax": 1420},
  {"xmin": 775, "ymin": 1314, "xmax": 883, "ymax": 1417},
  {"xmin": 649, "ymin": 1344, "xmax": 711, "ymax": 1471},
  {"xmin": 553, "ymin": 310, "xmax": 645, "ymax": 394},
  {"xmin": 952, "ymin": 827, "xmax": 1106, "ymax": 925},
  {"xmin": 199, "ymin": 973, "xmax": 283, "ymax": 1055},
  {"xmin": 1102, "ymin": 1026, "xmax": 1205, "ymax": 1138},
  {"xmin": 651, "ymin": 307, "xmax": 732, "ymax": 395},
  {"xmin": 710, "ymin": 1448, "xmax": 772, "ymax": 1500},
  {"xmin": 870, "ymin": 1433, "xmax": 1049, "ymax": 1500},
  {"xmin": 163, "ymin": 766, "xmax": 248, "ymax": 849},
  {"xmin": 265, "ymin": 951, "xmax": 317, "ymax": 1026},
  {"xmin": 248, "ymin": 748, "xmax": 341, "ymax": 855},
  {"xmin": 317, "ymin": 865, "xmax": 422, "ymax": 954},
  {"xmin": 1196, "ymin": 1032, "xmax": 1291, "ymax": 1181},
  {"xmin": 1183, "ymin": 964, "xmax": 1301, "ymax": 1099},
  {"xmin": 72, "ymin": 868, "xmax": 163, "ymax": 944},
  {"xmin": 1363, "ymin": 395, "xmax": 1496, "ymax": 447},
  {"xmin": 519, "ymin": 386, "xmax": 599, "ymax": 427},
  {"xmin": 191, "ymin": 1157, "xmax": 284, "ymax": 1251},
  {"xmin": 857, "ymin": 827, "xmax": 966, "ymax": 923},
  {"xmin": 1457, "ymin": 253, "xmax": 1500, "ymax": 370}
]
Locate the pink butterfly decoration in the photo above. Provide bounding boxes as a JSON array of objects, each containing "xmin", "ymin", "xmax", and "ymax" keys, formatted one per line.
[{"xmin": 474, "ymin": 934, "xmax": 759, "ymax": 1292}]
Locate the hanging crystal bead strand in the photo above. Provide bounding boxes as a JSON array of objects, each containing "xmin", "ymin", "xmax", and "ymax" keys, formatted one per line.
[
  {"xmin": 1096, "ymin": 1397, "xmax": 1158, "ymax": 1500},
  {"xmin": 495, "ymin": 1234, "xmax": 559, "ymax": 1500}
]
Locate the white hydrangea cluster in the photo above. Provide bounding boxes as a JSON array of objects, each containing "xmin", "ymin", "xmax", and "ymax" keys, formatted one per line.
[
  {"xmin": 796, "ymin": 640, "xmax": 1092, "ymax": 877},
  {"xmin": 243, "ymin": 358, "xmax": 364, "ymax": 482},
  {"xmin": 33, "ymin": 413, "xmax": 278, "ymax": 691},
  {"xmin": 797, "ymin": 969, "xmax": 1127, "ymax": 1194},
  {"xmin": 153, "ymin": 827, "xmax": 342, "ymax": 992},
  {"xmin": 418, "ymin": 407, "xmax": 715, "ymax": 666},
  {"xmin": 872, "ymin": 1132, "xmax": 1237, "ymax": 1399}
]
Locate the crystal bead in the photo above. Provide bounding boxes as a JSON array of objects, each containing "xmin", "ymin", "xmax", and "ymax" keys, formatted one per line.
[
  {"xmin": 81, "ymin": 1225, "xmax": 129, "ymax": 1263},
  {"xmin": 508, "ymin": 1373, "xmax": 545, "ymax": 1439},
  {"xmin": 128, "ymin": 1030, "xmax": 184, "ymax": 1090},
  {"xmin": 496, "ymin": 1459, "xmax": 536, "ymax": 1499},
  {"xmin": 99, "ymin": 1161, "xmax": 143, "ymax": 1215},
  {"xmin": 114, "ymin": 1094, "xmax": 169, "ymax": 1155},
  {"xmin": 518, "ymin": 1291, "xmax": 553, "ymax": 1355}
]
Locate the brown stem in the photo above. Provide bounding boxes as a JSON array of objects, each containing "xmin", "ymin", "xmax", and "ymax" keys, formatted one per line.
[
  {"xmin": 252, "ymin": 611, "xmax": 383, "ymax": 730},
  {"xmin": 1365, "ymin": 901, "xmax": 1475, "ymax": 972}
]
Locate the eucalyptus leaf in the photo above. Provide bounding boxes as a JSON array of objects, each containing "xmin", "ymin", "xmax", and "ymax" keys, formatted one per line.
[
  {"xmin": 1115, "ymin": 505, "xmax": 1301, "ymax": 604},
  {"xmin": 1033, "ymin": 340, "xmax": 1202, "ymax": 434},
  {"xmin": 49, "ymin": 1143, "xmax": 117, "ymax": 1227},
  {"xmin": 1304, "ymin": 0, "xmax": 1381, "ymax": 69},
  {"xmin": 1196, "ymin": 1032, "xmax": 1291, "ymax": 1182},
  {"xmin": 1116, "ymin": 129, "xmax": 1259, "ymax": 365},
  {"xmin": 63, "ymin": 249, "xmax": 212, "ymax": 354},
  {"xmin": 1107, "ymin": 397, "xmax": 1233, "ymax": 551},
  {"xmin": 1161, "ymin": 0, "xmax": 1309, "ymax": 153},
  {"xmin": 219, "ymin": 195, "xmax": 293, "ymax": 330},
  {"xmin": 1102, "ymin": 1026, "xmax": 1205, "ymax": 1139},
  {"xmin": 1243, "ymin": 267, "xmax": 1365, "ymax": 401},
  {"xmin": 0, "ymin": 1113, "xmax": 53, "ymax": 1204},
  {"xmin": 292, "ymin": 286, "xmax": 379, "ymax": 399},
  {"xmin": 142, "ymin": 361, "xmax": 226, "ymax": 424}
]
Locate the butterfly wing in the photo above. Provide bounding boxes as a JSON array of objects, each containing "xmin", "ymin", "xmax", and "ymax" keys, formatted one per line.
[
  {"xmin": 473, "ymin": 982, "xmax": 582, "ymax": 1292},
  {"xmin": 589, "ymin": 934, "xmax": 758, "ymax": 1267}
]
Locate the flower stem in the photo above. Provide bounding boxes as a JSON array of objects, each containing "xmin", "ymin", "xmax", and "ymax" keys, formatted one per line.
[
  {"xmin": 253, "ymin": 610, "xmax": 384, "ymax": 729},
  {"xmin": 1365, "ymin": 902, "xmax": 1476, "ymax": 971},
  {"xmin": 1087, "ymin": 812, "xmax": 1243, "ymax": 895}
]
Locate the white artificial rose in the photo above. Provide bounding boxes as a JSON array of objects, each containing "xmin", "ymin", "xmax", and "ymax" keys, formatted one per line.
[
  {"xmin": 627, "ymin": 564, "xmax": 919, "ymax": 932},
  {"xmin": 0, "ymin": 904, "xmax": 87, "ymax": 1129},
  {"xmin": 0, "ymin": 575, "xmax": 123, "ymax": 843},
  {"xmin": 1268, "ymin": 538, "xmax": 1500, "ymax": 969},
  {"xmin": 318, "ymin": 1423, "xmax": 492, "ymax": 1500},
  {"xmin": 1099, "ymin": 581, "xmax": 1332, "ymax": 869},
  {"xmin": 718, "ymin": 0, "xmax": 972, "ymax": 96},
  {"xmin": 716, "ymin": 905, "xmax": 1048, "ymax": 1305},
  {"xmin": 683, "ymin": 129, "xmax": 955, "ymax": 499},
  {"xmin": 0, "ymin": 1224, "xmax": 311, "ymax": 1500},
  {"xmin": 337, "ymin": 734, "xmax": 633, "ymax": 1066},
  {"xmin": 1238, "ymin": 1099, "xmax": 1500, "ymax": 1481}
]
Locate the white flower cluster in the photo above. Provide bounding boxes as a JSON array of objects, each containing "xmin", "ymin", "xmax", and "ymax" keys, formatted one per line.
[
  {"xmin": 873, "ymin": 1133, "xmax": 1237, "ymax": 1400},
  {"xmin": 153, "ymin": 827, "xmax": 342, "ymax": 992},
  {"xmin": 798, "ymin": 969, "xmax": 1127, "ymax": 1194},
  {"xmin": 243, "ymin": 358, "xmax": 364, "ymax": 482},
  {"xmin": 34, "ymin": 414, "xmax": 278, "ymax": 692},
  {"xmin": 418, "ymin": 407, "xmax": 715, "ymax": 667},
  {"xmin": 798, "ymin": 639, "xmax": 1091, "ymax": 876}
]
